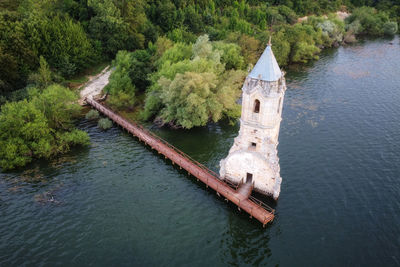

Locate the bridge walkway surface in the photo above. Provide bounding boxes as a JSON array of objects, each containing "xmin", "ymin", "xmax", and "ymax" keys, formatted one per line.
[
  {"xmin": 86, "ymin": 97, "xmax": 275, "ymax": 226},
  {"xmin": 236, "ymin": 181, "xmax": 254, "ymax": 199}
]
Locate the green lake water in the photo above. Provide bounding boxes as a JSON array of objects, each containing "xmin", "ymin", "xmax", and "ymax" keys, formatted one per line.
[{"xmin": 1, "ymin": 37, "xmax": 400, "ymax": 266}]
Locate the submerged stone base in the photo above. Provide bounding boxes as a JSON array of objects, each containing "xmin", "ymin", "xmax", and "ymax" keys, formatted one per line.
[{"xmin": 220, "ymin": 150, "xmax": 281, "ymax": 200}]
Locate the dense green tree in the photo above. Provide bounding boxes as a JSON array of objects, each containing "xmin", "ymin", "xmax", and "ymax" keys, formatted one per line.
[
  {"xmin": 158, "ymin": 72, "xmax": 221, "ymax": 128},
  {"xmin": 271, "ymin": 31, "xmax": 291, "ymax": 66},
  {"xmin": 184, "ymin": 5, "xmax": 204, "ymax": 33},
  {"xmin": 213, "ymin": 41, "xmax": 245, "ymax": 69},
  {"xmin": 0, "ymin": 0, "xmax": 23, "ymax": 11},
  {"xmin": 143, "ymin": 35, "xmax": 245, "ymax": 128},
  {"xmin": 88, "ymin": 0, "xmax": 142, "ymax": 57},
  {"xmin": 105, "ymin": 50, "xmax": 136, "ymax": 110},
  {"xmin": 0, "ymin": 100, "xmax": 52, "ymax": 169},
  {"xmin": 0, "ymin": 85, "xmax": 89, "ymax": 170},
  {"xmin": 61, "ymin": 0, "xmax": 93, "ymax": 22},
  {"xmin": 27, "ymin": 56, "xmax": 53, "ymax": 89},
  {"xmin": 0, "ymin": 11, "xmax": 35, "ymax": 93},
  {"xmin": 225, "ymin": 33, "xmax": 262, "ymax": 65},
  {"xmin": 129, "ymin": 50, "xmax": 153, "ymax": 91},
  {"xmin": 346, "ymin": 7, "xmax": 397, "ymax": 35},
  {"xmin": 158, "ymin": 69, "xmax": 244, "ymax": 128},
  {"xmin": 30, "ymin": 85, "xmax": 83, "ymax": 129},
  {"xmin": 383, "ymin": 21, "xmax": 398, "ymax": 35},
  {"xmin": 25, "ymin": 14, "xmax": 96, "ymax": 76},
  {"xmin": 148, "ymin": 0, "xmax": 180, "ymax": 32},
  {"xmin": 167, "ymin": 27, "xmax": 197, "ymax": 43}
]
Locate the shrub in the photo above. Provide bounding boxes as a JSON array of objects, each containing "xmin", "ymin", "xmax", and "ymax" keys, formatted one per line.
[
  {"xmin": 105, "ymin": 51, "xmax": 136, "ymax": 110},
  {"xmin": 98, "ymin": 118, "xmax": 113, "ymax": 130},
  {"xmin": 85, "ymin": 110, "xmax": 100, "ymax": 120},
  {"xmin": 316, "ymin": 20, "xmax": 344, "ymax": 44},
  {"xmin": 213, "ymin": 41, "xmax": 245, "ymax": 70},
  {"xmin": 383, "ymin": 22, "xmax": 398, "ymax": 35},
  {"xmin": 0, "ymin": 95, "xmax": 6, "ymax": 106},
  {"xmin": 167, "ymin": 28, "xmax": 197, "ymax": 44},
  {"xmin": 346, "ymin": 20, "xmax": 362, "ymax": 35},
  {"xmin": 346, "ymin": 7, "xmax": 395, "ymax": 36},
  {"xmin": 143, "ymin": 35, "xmax": 245, "ymax": 128},
  {"xmin": 0, "ymin": 85, "xmax": 89, "ymax": 170}
]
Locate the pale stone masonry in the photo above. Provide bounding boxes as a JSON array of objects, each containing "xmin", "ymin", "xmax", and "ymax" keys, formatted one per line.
[{"xmin": 220, "ymin": 41, "xmax": 286, "ymax": 200}]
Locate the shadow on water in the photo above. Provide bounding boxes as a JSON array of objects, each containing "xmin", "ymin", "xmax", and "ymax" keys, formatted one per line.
[{"xmin": 221, "ymin": 213, "xmax": 273, "ymax": 266}]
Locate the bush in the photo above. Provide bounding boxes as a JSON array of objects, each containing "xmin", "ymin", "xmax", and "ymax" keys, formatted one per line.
[
  {"xmin": 0, "ymin": 85, "xmax": 89, "ymax": 170},
  {"xmin": 316, "ymin": 20, "xmax": 344, "ymax": 45},
  {"xmin": 291, "ymin": 42, "xmax": 320, "ymax": 63},
  {"xmin": 107, "ymin": 90, "xmax": 135, "ymax": 110},
  {"xmin": 26, "ymin": 16, "xmax": 97, "ymax": 77},
  {"xmin": 383, "ymin": 21, "xmax": 398, "ymax": 35},
  {"xmin": 213, "ymin": 41, "xmax": 245, "ymax": 70},
  {"xmin": 346, "ymin": 20, "xmax": 362, "ymax": 35},
  {"xmin": 0, "ymin": 95, "xmax": 6, "ymax": 106},
  {"xmin": 105, "ymin": 51, "xmax": 136, "ymax": 110},
  {"xmin": 98, "ymin": 118, "xmax": 113, "ymax": 130},
  {"xmin": 8, "ymin": 87, "xmax": 29, "ymax": 102},
  {"xmin": 167, "ymin": 28, "xmax": 197, "ymax": 44},
  {"xmin": 143, "ymin": 35, "xmax": 245, "ymax": 128},
  {"xmin": 346, "ymin": 7, "xmax": 395, "ymax": 36},
  {"xmin": 85, "ymin": 110, "xmax": 100, "ymax": 120}
]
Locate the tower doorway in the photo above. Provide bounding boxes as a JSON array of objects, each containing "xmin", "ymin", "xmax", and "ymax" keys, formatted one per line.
[
  {"xmin": 246, "ymin": 173, "xmax": 253, "ymax": 183},
  {"xmin": 253, "ymin": 99, "xmax": 260, "ymax": 113}
]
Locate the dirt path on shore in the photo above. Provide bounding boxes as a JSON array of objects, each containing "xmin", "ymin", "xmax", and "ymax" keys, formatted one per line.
[{"xmin": 79, "ymin": 66, "xmax": 111, "ymax": 104}]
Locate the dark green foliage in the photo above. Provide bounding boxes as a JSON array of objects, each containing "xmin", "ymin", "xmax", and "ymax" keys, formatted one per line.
[
  {"xmin": 143, "ymin": 35, "xmax": 245, "ymax": 128},
  {"xmin": 0, "ymin": 0, "xmax": 23, "ymax": 11},
  {"xmin": 85, "ymin": 110, "xmax": 100, "ymax": 120},
  {"xmin": 0, "ymin": 85, "xmax": 89, "ymax": 170},
  {"xmin": 105, "ymin": 51, "xmax": 136, "ymax": 110},
  {"xmin": 1, "ymin": 0, "xmax": 399, "ymax": 97},
  {"xmin": 129, "ymin": 50, "xmax": 153, "ymax": 91},
  {"xmin": 346, "ymin": 7, "xmax": 397, "ymax": 36},
  {"xmin": 383, "ymin": 21, "xmax": 398, "ymax": 35},
  {"xmin": 213, "ymin": 41, "xmax": 245, "ymax": 70},
  {"xmin": 0, "ymin": 11, "xmax": 36, "ymax": 94},
  {"xmin": 27, "ymin": 56, "xmax": 55, "ymax": 89},
  {"xmin": 167, "ymin": 27, "xmax": 197, "ymax": 43},
  {"xmin": 26, "ymin": 15, "xmax": 97, "ymax": 77},
  {"xmin": 98, "ymin": 118, "xmax": 113, "ymax": 130}
]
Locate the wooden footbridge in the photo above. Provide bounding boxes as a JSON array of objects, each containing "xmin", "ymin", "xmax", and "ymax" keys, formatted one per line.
[{"xmin": 86, "ymin": 97, "xmax": 275, "ymax": 226}]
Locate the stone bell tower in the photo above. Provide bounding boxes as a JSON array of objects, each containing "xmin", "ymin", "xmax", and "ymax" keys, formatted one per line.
[{"xmin": 219, "ymin": 40, "xmax": 286, "ymax": 200}]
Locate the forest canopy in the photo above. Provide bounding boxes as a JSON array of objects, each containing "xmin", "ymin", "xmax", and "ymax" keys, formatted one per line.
[
  {"xmin": 0, "ymin": 0, "xmax": 399, "ymax": 98},
  {"xmin": 0, "ymin": 0, "xmax": 399, "ymax": 168}
]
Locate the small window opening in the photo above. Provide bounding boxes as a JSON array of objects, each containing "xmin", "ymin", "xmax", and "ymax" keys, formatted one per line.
[
  {"xmin": 246, "ymin": 173, "xmax": 253, "ymax": 183},
  {"xmin": 254, "ymin": 99, "xmax": 260, "ymax": 113},
  {"xmin": 277, "ymin": 98, "xmax": 282, "ymax": 114},
  {"xmin": 251, "ymin": 142, "xmax": 257, "ymax": 148}
]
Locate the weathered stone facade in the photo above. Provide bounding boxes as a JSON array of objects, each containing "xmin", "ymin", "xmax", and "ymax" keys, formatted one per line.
[{"xmin": 219, "ymin": 43, "xmax": 286, "ymax": 200}]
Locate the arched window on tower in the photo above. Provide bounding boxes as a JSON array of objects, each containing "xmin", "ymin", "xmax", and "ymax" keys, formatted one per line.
[
  {"xmin": 277, "ymin": 98, "xmax": 282, "ymax": 114},
  {"xmin": 253, "ymin": 99, "xmax": 260, "ymax": 113}
]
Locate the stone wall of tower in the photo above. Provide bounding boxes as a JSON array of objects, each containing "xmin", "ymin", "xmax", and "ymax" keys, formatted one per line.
[{"xmin": 219, "ymin": 75, "xmax": 286, "ymax": 199}]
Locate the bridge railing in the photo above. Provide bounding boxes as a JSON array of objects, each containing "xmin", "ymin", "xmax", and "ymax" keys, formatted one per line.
[
  {"xmin": 133, "ymin": 119, "xmax": 275, "ymax": 215},
  {"xmin": 87, "ymin": 98, "xmax": 275, "ymax": 215},
  {"xmin": 130, "ymin": 119, "xmax": 222, "ymax": 180}
]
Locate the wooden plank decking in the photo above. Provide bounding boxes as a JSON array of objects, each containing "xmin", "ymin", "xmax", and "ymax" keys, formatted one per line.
[{"xmin": 86, "ymin": 97, "xmax": 275, "ymax": 226}]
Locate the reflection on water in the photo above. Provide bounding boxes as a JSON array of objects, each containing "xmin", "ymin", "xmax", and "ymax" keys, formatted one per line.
[
  {"xmin": 221, "ymin": 215, "xmax": 272, "ymax": 266},
  {"xmin": 1, "ymin": 36, "xmax": 400, "ymax": 266}
]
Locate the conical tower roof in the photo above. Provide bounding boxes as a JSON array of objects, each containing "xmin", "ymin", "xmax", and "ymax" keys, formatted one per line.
[{"xmin": 249, "ymin": 42, "xmax": 282, "ymax": 82}]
